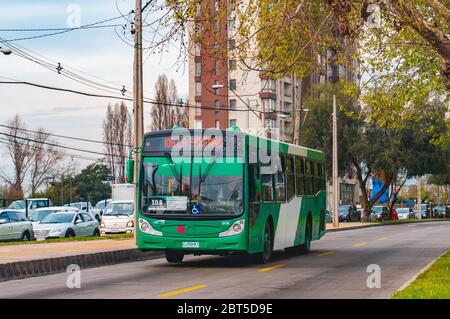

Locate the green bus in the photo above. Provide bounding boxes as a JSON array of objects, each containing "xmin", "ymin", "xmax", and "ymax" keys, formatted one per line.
[{"xmin": 127, "ymin": 128, "xmax": 326, "ymax": 264}]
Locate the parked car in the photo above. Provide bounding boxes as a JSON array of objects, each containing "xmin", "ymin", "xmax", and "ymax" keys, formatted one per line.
[
  {"xmin": 29, "ymin": 207, "xmax": 79, "ymax": 227},
  {"xmin": 0, "ymin": 210, "xmax": 34, "ymax": 241},
  {"xmin": 92, "ymin": 199, "xmax": 112, "ymax": 220},
  {"xmin": 7, "ymin": 198, "xmax": 53, "ymax": 215},
  {"xmin": 395, "ymin": 207, "xmax": 415, "ymax": 220},
  {"xmin": 433, "ymin": 205, "xmax": 450, "ymax": 218},
  {"xmin": 371, "ymin": 206, "xmax": 391, "ymax": 221},
  {"xmin": 338, "ymin": 205, "xmax": 360, "ymax": 222},
  {"xmin": 412, "ymin": 203, "xmax": 430, "ymax": 218},
  {"xmin": 100, "ymin": 201, "xmax": 134, "ymax": 235},
  {"xmin": 33, "ymin": 211, "xmax": 99, "ymax": 240},
  {"xmin": 66, "ymin": 202, "xmax": 98, "ymax": 220}
]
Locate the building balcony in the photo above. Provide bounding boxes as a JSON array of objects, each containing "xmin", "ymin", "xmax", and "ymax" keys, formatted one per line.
[{"xmin": 259, "ymin": 91, "xmax": 276, "ymax": 100}]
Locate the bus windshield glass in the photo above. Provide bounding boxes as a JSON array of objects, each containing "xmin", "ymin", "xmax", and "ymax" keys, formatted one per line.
[{"xmin": 141, "ymin": 156, "xmax": 244, "ymax": 217}]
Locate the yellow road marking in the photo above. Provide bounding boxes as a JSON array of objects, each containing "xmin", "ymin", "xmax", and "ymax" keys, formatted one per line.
[
  {"xmin": 378, "ymin": 237, "xmax": 388, "ymax": 241},
  {"xmin": 159, "ymin": 285, "xmax": 207, "ymax": 298},
  {"xmin": 317, "ymin": 251, "xmax": 334, "ymax": 257},
  {"xmin": 258, "ymin": 264, "xmax": 287, "ymax": 272},
  {"xmin": 352, "ymin": 242, "xmax": 367, "ymax": 248}
]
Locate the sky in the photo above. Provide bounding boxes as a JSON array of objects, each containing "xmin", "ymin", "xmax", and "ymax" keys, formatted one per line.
[{"xmin": 0, "ymin": 0, "xmax": 188, "ymax": 174}]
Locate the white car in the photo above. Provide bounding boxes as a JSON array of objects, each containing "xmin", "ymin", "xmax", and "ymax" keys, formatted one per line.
[
  {"xmin": 8, "ymin": 198, "xmax": 53, "ymax": 214},
  {"xmin": 0, "ymin": 210, "xmax": 34, "ymax": 241},
  {"xmin": 100, "ymin": 201, "xmax": 134, "ymax": 235},
  {"xmin": 92, "ymin": 199, "xmax": 112, "ymax": 221},
  {"xmin": 34, "ymin": 211, "xmax": 100, "ymax": 240},
  {"xmin": 29, "ymin": 207, "xmax": 79, "ymax": 228}
]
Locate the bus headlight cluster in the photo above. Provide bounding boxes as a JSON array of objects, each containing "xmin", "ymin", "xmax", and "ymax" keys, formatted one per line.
[
  {"xmin": 139, "ymin": 218, "xmax": 162, "ymax": 236},
  {"xmin": 219, "ymin": 220, "xmax": 245, "ymax": 237}
]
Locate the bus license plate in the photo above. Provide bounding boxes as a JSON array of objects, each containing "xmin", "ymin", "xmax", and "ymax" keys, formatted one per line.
[{"xmin": 182, "ymin": 241, "xmax": 200, "ymax": 249}]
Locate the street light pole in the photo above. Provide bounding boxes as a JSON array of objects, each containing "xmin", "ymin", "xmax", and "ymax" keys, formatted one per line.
[
  {"xmin": 133, "ymin": 0, "xmax": 144, "ymax": 243},
  {"xmin": 417, "ymin": 178, "xmax": 422, "ymax": 220},
  {"xmin": 332, "ymin": 94, "xmax": 339, "ymax": 228}
]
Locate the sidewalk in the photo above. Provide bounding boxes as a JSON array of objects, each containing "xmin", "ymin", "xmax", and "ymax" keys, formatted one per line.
[
  {"xmin": 0, "ymin": 238, "xmax": 136, "ymax": 264},
  {"xmin": 326, "ymin": 222, "xmax": 378, "ymax": 232}
]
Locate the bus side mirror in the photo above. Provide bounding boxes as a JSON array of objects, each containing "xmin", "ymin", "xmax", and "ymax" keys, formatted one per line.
[{"xmin": 126, "ymin": 159, "xmax": 135, "ymax": 184}]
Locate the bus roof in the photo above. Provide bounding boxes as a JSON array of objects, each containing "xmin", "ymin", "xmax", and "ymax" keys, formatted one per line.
[{"xmin": 144, "ymin": 129, "xmax": 324, "ymax": 161}]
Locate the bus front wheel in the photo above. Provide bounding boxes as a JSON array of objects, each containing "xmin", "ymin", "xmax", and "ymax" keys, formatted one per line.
[
  {"xmin": 165, "ymin": 251, "xmax": 184, "ymax": 263},
  {"xmin": 254, "ymin": 222, "xmax": 273, "ymax": 264}
]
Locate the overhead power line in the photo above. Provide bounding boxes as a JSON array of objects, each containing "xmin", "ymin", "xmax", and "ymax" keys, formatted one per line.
[
  {"xmin": 0, "ymin": 123, "xmax": 133, "ymax": 148},
  {"xmin": 0, "ymin": 80, "xmax": 290, "ymax": 116},
  {"xmin": 0, "ymin": 15, "xmax": 127, "ymax": 43}
]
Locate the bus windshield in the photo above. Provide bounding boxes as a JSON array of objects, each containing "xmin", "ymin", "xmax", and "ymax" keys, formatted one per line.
[{"xmin": 141, "ymin": 157, "xmax": 243, "ymax": 216}]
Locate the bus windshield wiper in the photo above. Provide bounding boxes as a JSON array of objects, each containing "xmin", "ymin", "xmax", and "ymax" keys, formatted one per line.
[
  {"xmin": 164, "ymin": 152, "xmax": 181, "ymax": 184},
  {"xmin": 200, "ymin": 158, "xmax": 216, "ymax": 184}
]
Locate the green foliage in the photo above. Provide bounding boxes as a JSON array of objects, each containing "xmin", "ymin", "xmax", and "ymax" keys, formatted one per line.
[{"xmin": 35, "ymin": 164, "xmax": 112, "ymax": 206}]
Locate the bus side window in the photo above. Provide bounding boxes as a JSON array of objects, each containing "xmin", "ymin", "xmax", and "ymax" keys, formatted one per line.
[
  {"xmin": 248, "ymin": 164, "xmax": 259, "ymax": 203},
  {"xmin": 305, "ymin": 160, "xmax": 313, "ymax": 195},
  {"xmin": 295, "ymin": 158, "xmax": 305, "ymax": 195},
  {"xmin": 313, "ymin": 161, "xmax": 320, "ymax": 194},
  {"xmin": 261, "ymin": 170, "xmax": 274, "ymax": 202},
  {"xmin": 285, "ymin": 156, "xmax": 295, "ymax": 200},
  {"xmin": 274, "ymin": 155, "xmax": 286, "ymax": 202}
]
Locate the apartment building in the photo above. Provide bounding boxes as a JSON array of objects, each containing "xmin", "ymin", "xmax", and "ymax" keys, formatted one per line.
[{"xmin": 188, "ymin": 0, "xmax": 359, "ymax": 143}]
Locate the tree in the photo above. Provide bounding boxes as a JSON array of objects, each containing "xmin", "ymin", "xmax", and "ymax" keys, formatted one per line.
[
  {"xmin": 301, "ymin": 83, "xmax": 449, "ymax": 221},
  {"xmin": 150, "ymin": 74, "xmax": 188, "ymax": 131},
  {"xmin": 0, "ymin": 114, "xmax": 34, "ymax": 197},
  {"xmin": 103, "ymin": 102, "xmax": 133, "ymax": 183},
  {"xmin": 29, "ymin": 129, "xmax": 65, "ymax": 196}
]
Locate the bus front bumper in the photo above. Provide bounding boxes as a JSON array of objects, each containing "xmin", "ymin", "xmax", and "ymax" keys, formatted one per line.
[{"xmin": 138, "ymin": 233, "xmax": 248, "ymax": 253}]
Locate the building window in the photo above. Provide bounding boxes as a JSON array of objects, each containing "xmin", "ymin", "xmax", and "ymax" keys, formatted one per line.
[
  {"xmin": 195, "ymin": 2, "xmax": 201, "ymax": 17},
  {"xmin": 228, "ymin": 39, "xmax": 236, "ymax": 51},
  {"xmin": 195, "ymin": 82, "xmax": 202, "ymax": 96},
  {"xmin": 195, "ymin": 42, "xmax": 201, "ymax": 56},
  {"xmin": 284, "ymin": 101, "xmax": 292, "ymax": 113},
  {"xmin": 265, "ymin": 118, "xmax": 276, "ymax": 129},
  {"xmin": 214, "ymin": 80, "xmax": 220, "ymax": 95},
  {"xmin": 195, "ymin": 61, "xmax": 202, "ymax": 76},
  {"xmin": 340, "ymin": 183, "xmax": 354, "ymax": 204},
  {"xmin": 215, "ymin": 100, "xmax": 220, "ymax": 112},
  {"xmin": 261, "ymin": 79, "xmax": 276, "ymax": 93},
  {"xmin": 229, "ymin": 99, "xmax": 237, "ymax": 111},
  {"xmin": 229, "ymin": 119, "xmax": 237, "ymax": 127},
  {"xmin": 214, "ymin": 0, "xmax": 219, "ymax": 12},
  {"xmin": 283, "ymin": 82, "xmax": 292, "ymax": 97},
  {"xmin": 195, "ymin": 102, "xmax": 201, "ymax": 116},
  {"xmin": 228, "ymin": 19, "xmax": 236, "ymax": 32},
  {"xmin": 262, "ymin": 99, "xmax": 276, "ymax": 112},
  {"xmin": 229, "ymin": 79, "xmax": 237, "ymax": 90},
  {"xmin": 229, "ymin": 59, "xmax": 236, "ymax": 71},
  {"xmin": 215, "ymin": 120, "xmax": 220, "ymax": 129},
  {"xmin": 195, "ymin": 120, "xmax": 202, "ymax": 129}
]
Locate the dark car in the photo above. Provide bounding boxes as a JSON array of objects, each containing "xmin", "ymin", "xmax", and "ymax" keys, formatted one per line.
[
  {"xmin": 338, "ymin": 205, "xmax": 360, "ymax": 222},
  {"xmin": 433, "ymin": 205, "xmax": 450, "ymax": 218},
  {"xmin": 371, "ymin": 206, "xmax": 391, "ymax": 221}
]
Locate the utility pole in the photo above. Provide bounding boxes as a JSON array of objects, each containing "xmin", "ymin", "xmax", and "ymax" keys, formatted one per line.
[
  {"xmin": 417, "ymin": 178, "xmax": 422, "ymax": 220},
  {"xmin": 293, "ymin": 75, "xmax": 301, "ymax": 145},
  {"xmin": 133, "ymin": 0, "xmax": 144, "ymax": 243},
  {"xmin": 332, "ymin": 94, "xmax": 339, "ymax": 228}
]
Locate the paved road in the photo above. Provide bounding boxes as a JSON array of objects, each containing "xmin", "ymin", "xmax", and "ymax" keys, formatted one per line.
[{"xmin": 1, "ymin": 221, "xmax": 448, "ymax": 299}]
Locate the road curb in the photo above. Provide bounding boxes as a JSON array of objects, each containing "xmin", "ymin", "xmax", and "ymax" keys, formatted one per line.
[
  {"xmin": 0, "ymin": 249, "xmax": 163, "ymax": 282},
  {"xmin": 326, "ymin": 219, "xmax": 450, "ymax": 233},
  {"xmin": 393, "ymin": 248, "xmax": 450, "ymax": 296}
]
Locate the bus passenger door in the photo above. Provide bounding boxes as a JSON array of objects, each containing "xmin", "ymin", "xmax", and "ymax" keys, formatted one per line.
[{"xmin": 248, "ymin": 163, "xmax": 261, "ymax": 253}]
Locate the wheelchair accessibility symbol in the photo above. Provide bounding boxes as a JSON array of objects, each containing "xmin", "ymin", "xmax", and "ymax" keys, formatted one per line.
[{"xmin": 191, "ymin": 204, "xmax": 201, "ymax": 215}]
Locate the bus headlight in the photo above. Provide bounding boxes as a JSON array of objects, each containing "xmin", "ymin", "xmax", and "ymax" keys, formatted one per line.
[
  {"xmin": 219, "ymin": 220, "xmax": 245, "ymax": 237},
  {"xmin": 139, "ymin": 218, "xmax": 162, "ymax": 236}
]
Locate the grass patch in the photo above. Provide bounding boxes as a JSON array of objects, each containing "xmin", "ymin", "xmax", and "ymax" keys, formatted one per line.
[
  {"xmin": 392, "ymin": 250, "xmax": 450, "ymax": 299},
  {"xmin": 0, "ymin": 233, "xmax": 134, "ymax": 246}
]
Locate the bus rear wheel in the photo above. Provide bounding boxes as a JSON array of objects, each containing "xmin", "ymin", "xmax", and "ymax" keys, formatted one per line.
[
  {"xmin": 254, "ymin": 222, "xmax": 273, "ymax": 264},
  {"xmin": 298, "ymin": 217, "xmax": 312, "ymax": 254},
  {"xmin": 165, "ymin": 251, "xmax": 184, "ymax": 263}
]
